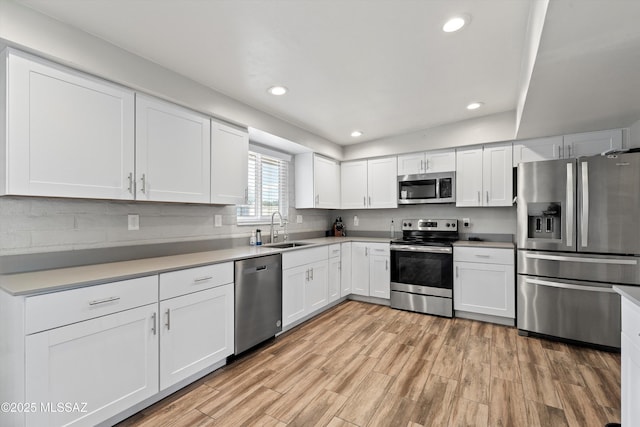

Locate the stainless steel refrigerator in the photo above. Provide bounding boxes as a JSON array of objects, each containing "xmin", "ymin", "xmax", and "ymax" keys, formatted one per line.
[{"xmin": 517, "ymin": 152, "xmax": 640, "ymax": 349}]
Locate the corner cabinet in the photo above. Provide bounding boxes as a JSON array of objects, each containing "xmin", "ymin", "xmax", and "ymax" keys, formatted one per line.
[
  {"xmin": 341, "ymin": 157, "xmax": 397, "ymax": 209},
  {"xmin": 211, "ymin": 120, "xmax": 249, "ymax": 205},
  {"xmin": 456, "ymin": 142, "xmax": 512, "ymax": 207},
  {"xmin": 135, "ymin": 94, "xmax": 211, "ymax": 203},
  {"xmin": 453, "ymin": 246, "xmax": 515, "ymax": 321},
  {"xmin": 295, "ymin": 153, "xmax": 341, "ymax": 209},
  {"xmin": 1, "ymin": 47, "xmax": 136, "ymax": 199}
]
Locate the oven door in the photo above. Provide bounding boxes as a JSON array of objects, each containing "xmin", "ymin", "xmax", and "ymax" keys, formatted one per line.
[{"xmin": 390, "ymin": 245, "xmax": 453, "ymax": 297}]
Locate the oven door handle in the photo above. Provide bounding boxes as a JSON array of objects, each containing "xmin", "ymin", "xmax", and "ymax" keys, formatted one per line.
[{"xmin": 390, "ymin": 245, "xmax": 452, "ymax": 254}]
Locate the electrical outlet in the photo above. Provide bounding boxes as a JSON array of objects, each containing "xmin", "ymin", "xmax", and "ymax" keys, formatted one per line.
[
  {"xmin": 353, "ymin": 215, "xmax": 359, "ymax": 226},
  {"xmin": 463, "ymin": 217, "xmax": 470, "ymax": 228},
  {"xmin": 214, "ymin": 214, "xmax": 222, "ymax": 227},
  {"xmin": 128, "ymin": 214, "xmax": 139, "ymax": 231},
  {"xmin": 296, "ymin": 215, "xmax": 303, "ymax": 224}
]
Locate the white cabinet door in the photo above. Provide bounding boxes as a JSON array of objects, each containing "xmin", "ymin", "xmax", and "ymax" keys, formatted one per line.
[
  {"xmin": 328, "ymin": 256, "xmax": 341, "ymax": 302},
  {"xmin": 622, "ymin": 332, "xmax": 640, "ymax": 426},
  {"xmin": 397, "ymin": 153, "xmax": 425, "ymax": 175},
  {"xmin": 211, "ymin": 121, "xmax": 248, "ymax": 205},
  {"xmin": 351, "ymin": 243, "xmax": 370, "ymax": 296},
  {"xmin": 370, "ymin": 253, "xmax": 390, "ymax": 299},
  {"xmin": 456, "ymin": 147, "xmax": 483, "ymax": 207},
  {"xmin": 367, "ymin": 156, "xmax": 397, "ymax": 208},
  {"xmin": 564, "ymin": 129, "xmax": 623, "ymax": 158},
  {"xmin": 5, "ymin": 48, "xmax": 135, "ymax": 199},
  {"xmin": 159, "ymin": 284, "xmax": 234, "ymax": 390},
  {"xmin": 283, "ymin": 265, "xmax": 307, "ymax": 327},
  {"xmin": 314, "ymin": 155, "xmax": 341, "ymax": 209},
  {"xmin": 454, "ymin": 261, "xmax": 515, "ymax": 318},
  {"xmin": 25, "ymin": 304, "xmax": 159, "ymax": 427},
  {"xmin": 341, "ymin": 242, "xmax": 352, "ymax": 296},
  {"xmin": 512, "ymin": 136, "xmax": 564, "ymax": 166},
  {"xmin": 425, "ymin": 149, "xmax": 456, "ymax": 173},
  {"xmin": 341, "ymin": 160, "xmax": 368, "ymax": 209},
  {"xmin": 136, "ymin": 94, "xmax": 211, "ymax": 203},
  {"xmin": 306, "ymin": 261, "xmax": 329, "ymax": 312},
  {"xmin": 483, "ymin": 142, "xmax": 513, "ymax": 207}
]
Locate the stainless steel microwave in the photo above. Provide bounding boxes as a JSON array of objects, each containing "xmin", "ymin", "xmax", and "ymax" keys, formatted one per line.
[{"xmin": 397, "ymin": 172, "xmax": 455, "ymax": 204}]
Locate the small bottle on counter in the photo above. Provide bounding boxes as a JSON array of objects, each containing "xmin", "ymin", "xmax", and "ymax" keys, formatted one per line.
[
  {"xmin": 256, "ymin": 229, "xmax": 262, "ymax": 246},
  {"xmin": 249, "ymin": 230, "xmax": 256, "ymax": 246}
]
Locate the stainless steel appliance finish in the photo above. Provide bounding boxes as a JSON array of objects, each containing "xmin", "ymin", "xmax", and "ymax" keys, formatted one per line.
[
  {"xmin": 234, "ymin": 254, "xmax": 282, "ymax": 354},
  {"xmin": 516, "ymin": 152, "xmax": 640, "ymax": 349},
  {"xmin": 398, "ymin": 172, "xmax": 455, "ymax": 204},
  {"xmin": 390, "ymin": 218, "xmax": 457, "ymax": 317}
]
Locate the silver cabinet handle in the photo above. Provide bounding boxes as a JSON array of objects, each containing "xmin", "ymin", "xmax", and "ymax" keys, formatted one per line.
[
  {"xmin": 368, "ymin": 196, "xmax": 371, "ymax": 207},
  {"xmin": 566, "ymin": 162, "xmax": 574, "ymax": 247},
  {"xmin": 127, "ymin": 172, "xmax": 134, "ymax": 194},
  {"xmin": 194, "ymin": 276, "xmax": 213, "ymax": 283},
  {"xmin": 524, "ymin": 278, "xmax": 614, "ymax": 293},
  {"xmin": 89, "ymin": 296, "xmax": 120, "ymax": 306},
  {"xmin": 310, "ymin": 267, "xmax": 314, "ymax": 280},
  {"xmin": 475, "ymin": 254, "xmax": 491, "ymax": 258},
  {"xmin": 558, "ymin": 146, "xmax": 562, "ymax": 159},
  {"xmin": 365, "ymin": 247, "xmax": 368, "ymax": 256},
  {"xmin": 385, "ymin": 260, "xmax": 388, "ymax": 270},
  {"xmin": 420, "ymin": 159, "xmax": 424, "ymax": 172},
  {"xmin": 151, "ymin": 312, "xmax": 157, "ymax": 335},
  {"xmin": 363, "ymin": 196, "xmax": 367, "ymax": 207},
  {"xmin": 305, "ymin": 269, "xmax": 309, "ymax": 281},
  {"xmin": 165, "ymin": 308, "xmax": 171, "ymax": 330},
  {"xmin": 316, "ymin": 194, "xmax": 320, "ymax": 205},
  {"xmin": 581, "ymin": 161, "xmax": 589, "ymax": 247},
  {"xmin": 140, "ymin": 173, "xmax": 147, "ymax": 194},
  {"xmin": 485, "ymin": 191, "xmax": 489, "ymax": 204},
  {"xmin": 477, "ymin": 191, "xmax": 481, "ymax": 203}
]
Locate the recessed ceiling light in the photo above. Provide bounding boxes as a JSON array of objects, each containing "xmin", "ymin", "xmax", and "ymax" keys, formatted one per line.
[
  {"xmin": 443, "ymin": 15, "xmax": 470, "ymax": 33},
  {"xmin": 466, "ymin": 102, "xmax": 484, "ymax": 110},
  {"xmin": 267, "ymin": 86, "xmax": 288, "ymax": 96},
  {"xmin": 351, "ymin": 130, "xmax": 363, "ymax": 138}
]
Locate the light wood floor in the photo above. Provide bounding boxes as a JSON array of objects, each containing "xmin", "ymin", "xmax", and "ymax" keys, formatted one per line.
[{"xmin": 117, "ymin": 300, "xmax": 621, "ymax": 427}]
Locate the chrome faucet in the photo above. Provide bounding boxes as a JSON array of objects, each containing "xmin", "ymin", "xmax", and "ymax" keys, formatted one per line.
[{"xmin": 270, "ymin": 211, "xmax": 283, "ymax": 243}]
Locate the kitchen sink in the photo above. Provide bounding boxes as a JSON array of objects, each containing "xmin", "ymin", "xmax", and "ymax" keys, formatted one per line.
[{"xmin": 266, "ymin": 242, "xmax": 313, "ymax": 249}]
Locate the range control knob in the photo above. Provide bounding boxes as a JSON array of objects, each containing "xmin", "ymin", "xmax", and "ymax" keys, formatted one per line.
[
  {"xmin": 446, "ymin": 223, "xmax": 450, "ymax": 227},
  {"xmin": 403, "ymin": 222, "xmax": 408, "ymax": 227},
  {"xmin": 408, "ymin": 223, "xmax": 412, "ymax": 227}
]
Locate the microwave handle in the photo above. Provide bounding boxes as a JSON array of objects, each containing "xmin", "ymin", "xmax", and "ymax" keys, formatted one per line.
[{"xmin": 435, "ymin": 178, "xmax": 440, "ymax": 199}]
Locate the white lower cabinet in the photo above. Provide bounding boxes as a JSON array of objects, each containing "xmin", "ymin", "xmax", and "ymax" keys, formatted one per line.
[
  {"xmin": 621, "ymin": 297, "xmax": 640, "ymax": 425},
  {"xmin": 159, "ymin": 284, "xmax": 234, "ymax": 390},
  {"xmin": 453, "ymin": 247, "xmax": 515, "ymax": 319},
  {"xmin": 351, "ymin": 242, "xmax": 390, "ymax": 298},
  {"xmin": 340, "ymin": 242, "xmax": 352, "ymax": 296},
  {"xmin": 282, "ymin": 247, "xmax": 329, "ymax": 327},
  {"xmin": 328, "ymin": 244, "xmax": 342, "ymax": 303}
]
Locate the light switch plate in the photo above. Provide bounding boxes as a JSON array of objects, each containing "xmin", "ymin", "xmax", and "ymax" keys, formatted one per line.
[
  {"xmin": 214, "ymin": 214, "xmax": 222, "ymax": 227},
  {"xmin": 128, "ymin": 214, "xmax": 139, "ymax": 231},
  {"xmin": 354, "ymin": 215, "xmax": 359, "ymax": 226},
  {"xmin": 296, "ymin": 215, "xmax": 303, "ymax": 224}
]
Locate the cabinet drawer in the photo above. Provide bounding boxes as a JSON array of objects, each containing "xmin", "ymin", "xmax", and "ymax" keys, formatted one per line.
[
  {"xmin": 329, "ymin": 244, "xmax": 341, "ymax": 258},
  {"xmin": 25, "ymin": 275, "xmax": 158, "ymax": 334},
  {"xmin": 283, "ymin": 246, "xmax": 328, "ymax": 270},
  {"xmin": 368, "ymin": 243, "xmax": 390, "ymax": 255},
  {"xmin": 622, "ymin": 298, "xmax": 640, "ymax": 349},
  {"xmin": 160, "ymin": 262, "xmax": 233, "ymax": 300},
  {"xmin": 454, "ymin": 247, "xmax": 514, "ymax": 265}
]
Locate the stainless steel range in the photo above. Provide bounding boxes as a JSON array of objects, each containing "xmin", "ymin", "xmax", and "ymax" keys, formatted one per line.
[{"xmin": 390, "ymin": 218, "xmax": 458, "ymax": 317}]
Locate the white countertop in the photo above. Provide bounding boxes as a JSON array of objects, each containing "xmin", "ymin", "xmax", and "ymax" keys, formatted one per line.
[
  {"xmin": 614, "ymin": 285, "xmax": 640, "ymax": 307},
  {"xmin": 0, "ymin": 236, "xmax": 390, "ymax": 296},
  {"xmin": 453, "ymin": 241, "xmax": 515, "ymax": 249}
]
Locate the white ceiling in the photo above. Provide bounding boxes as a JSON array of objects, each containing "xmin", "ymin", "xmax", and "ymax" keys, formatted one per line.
[{"xmin": 14, "ymin": 0, "xmax": 640, "ymax": 145}]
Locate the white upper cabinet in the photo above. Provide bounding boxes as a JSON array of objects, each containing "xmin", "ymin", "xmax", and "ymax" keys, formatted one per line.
[
  {"xmin": 397, "ymin": 149, "xmax": 455, "ymax": 175},
  {"xmin": 563, "ymin": 129, "xmax": 622, "ymax": 158},
  {"xmin": 135, "ymin": 94, "xmax": 211, "ymax": 203},
  {"xmin": 513, "ymin": 129, "xmax": 623, "ymax": 166},
  {"xmin": 341, "ymin": 157, "xmax": 397, "ymax": 209},
  {"xmin": 2, "ymin": 48, "xmax": 136, "ymax": 199},
  {"xmin": 295, "ymin": 153, "xmax": 340, "ymax": 209},
  {"xmin": 456, "ymin": 142, "xmax": 512, "ymax": 207},
  {"xmin": 340, "ymin": 160, "xmax": 369, "ymax": 209},
  {"xmin": 211, "ymin": 120, "xmax": 248, "ymax": 205}
]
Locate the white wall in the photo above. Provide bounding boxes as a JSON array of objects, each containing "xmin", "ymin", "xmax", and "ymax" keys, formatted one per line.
[
  {"xmin": 0, "ymin": 0, "xmax": 342, "ymax": 160},
  {"xmin": 343, "ymin": 111, "xmax": 516, "ymax": 160}
]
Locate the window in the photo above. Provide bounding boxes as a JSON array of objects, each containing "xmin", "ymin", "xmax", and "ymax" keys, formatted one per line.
[{"xmin": 237, "ymin": 147, "xmax": 289, "ymax": 224}]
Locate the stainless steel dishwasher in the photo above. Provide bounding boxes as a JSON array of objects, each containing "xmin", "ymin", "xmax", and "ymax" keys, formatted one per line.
[{"xmin": 234, "ymin": 254, "xmax": 282, "ymax": 354}]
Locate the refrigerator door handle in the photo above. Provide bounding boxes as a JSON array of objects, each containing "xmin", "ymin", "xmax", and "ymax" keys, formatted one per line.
[
  {"xmin": 523, "ymin": 278, "xmax": 615, "ymax": 293},
  {"xmin": 566, "ymin": 162, "xmax": 574, "ymax": 247},
  {"xmin": 524, "ymin": 252, "xmax": 638, "ymax": 265},
  {"xmin": 581, "ymin": 161, "xmax": 589, "ymax": 247}
]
